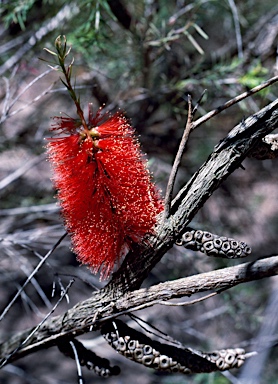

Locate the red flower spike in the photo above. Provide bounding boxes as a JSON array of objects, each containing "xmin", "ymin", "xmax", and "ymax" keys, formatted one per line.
[{"xmin": 47, "ymin": 107, "xmax": 163, "ymax": 279}]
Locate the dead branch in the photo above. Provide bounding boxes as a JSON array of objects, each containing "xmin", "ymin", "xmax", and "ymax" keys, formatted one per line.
[
  {"xmin": 112, "ymin": 256, "xmax": 278, "ymax": 314},
  {"xmin": 164, "ymin": 94, "xmax": 194, "ymax": 219},
  {"xmin": 192, "ymin": 74, "xmax": 278, "ymax": 129},
  {"xmin": 106, "ymin": 98, "xmax": 278, "ymax": 295},
  {"xmin": 0, "ymin": 256, "xmax": 277, "ymax": 366},
  {"xmin": 0, "ymin": 98, "xmax": 277, "ymax": 367}
]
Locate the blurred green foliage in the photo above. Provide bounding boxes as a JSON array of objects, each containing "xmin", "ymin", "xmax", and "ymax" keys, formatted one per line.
[
  {"xmin": 0, "ymin": 0, "xmax": 37, "ymax": 29},
  {"xmin": 1, "ymin": 0, "xmax": 276, "ymax": 108},
  {"xmin": 239, "ymin": 62, "xmax": 269, "ymax": 90}
]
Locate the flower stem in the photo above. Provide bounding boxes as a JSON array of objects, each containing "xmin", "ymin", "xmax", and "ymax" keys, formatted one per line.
[{"xmin": 55, "ymin": 35, "xmax": 89, "ymax": 133}]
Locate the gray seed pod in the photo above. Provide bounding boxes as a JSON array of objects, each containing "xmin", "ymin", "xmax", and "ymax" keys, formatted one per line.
[
  {"xmin": 230, "ymin": 240, "xmax": 239, "ymax": 249},
  {"xmin": 142, "ymin": 354, "xmax": 154, "ymax": 365},
  {"xmin": 117, "ymin": 337, "xmax": 127, "ymax": 352},
  {"xmin": 124, "ymin": 349, "xmax": 134, "ymax": 359},
  {"xmin": 194, "ymin": 230, "xmax": 204, "ymax": 240},
  {"xmin": 152, "ymin": 356, "xmax": 161, "ymax": 369},
  {"xmin": 134, "ymin": 347, "xmax": 144, "ymax": 360},
  {"xmin": 143, "ymin": 345, "xmax": 153, "ymax": 355},
  {"xmin": 176, "ymin": 229, "xmax": 251, "ymax": 259},
  {"xmin": 203, "ymin": 348, "xmax": 246, "ymax": 370},
  {"xmin": 101, "ymin": 320, "xmax": 247, "ymax": 375},
  {"xmin": 203, "ymin": 240, "xmax": 215, "ymax": 252},
  {"xmin": 159, "ymin": 355, "xmax": 172, "ymax": 369},
  {"xmin": 202, "ymin": 231, "xmax": 215, "ymax": 241},
  {"xmin": 235, "ymin": 248, "xmax": 243, "ymax": 256},
  {"xmin": 213, "ymin": 238, "xmax": 223, "ymax": 249},
  {"xmin": 183, "ymin": 231, "xmax": 194, "ymax": 242},
  {"xmin": 128, "ymin": 339, "xmax": 137, "ymax": 350},
  {"xmin": 93, "ymin": 367, "xmax": 109, "ymax": 378},
  {"xmin": 171, "ymin": 363, "xmax": 181, "ymax": 373}
]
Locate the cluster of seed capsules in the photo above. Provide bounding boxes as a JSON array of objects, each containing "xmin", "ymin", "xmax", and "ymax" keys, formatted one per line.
[
  {"xmin": 101, "ymin": 320, "xmax": 246, "ymax": 374},
  {"xmin": 176, "ymin": 229, "xmax": 251, "ymax": 259}
]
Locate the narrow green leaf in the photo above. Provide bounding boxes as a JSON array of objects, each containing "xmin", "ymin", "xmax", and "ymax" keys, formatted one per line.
[
  {"xmin": 193, "ymin": 23, "xmax": 209, "ymax": 40},
  {"xmin": 43, "ymin": 48, "xmax": 58, "ymax": 57}
]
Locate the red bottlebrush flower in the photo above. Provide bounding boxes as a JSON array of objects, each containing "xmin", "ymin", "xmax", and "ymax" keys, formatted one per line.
[{"xmin": 47, "ymin": 107, "xmax": 163, "ymax": 279}]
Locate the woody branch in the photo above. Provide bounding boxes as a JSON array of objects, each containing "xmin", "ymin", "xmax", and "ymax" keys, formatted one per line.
[{"xmin": 0, "ymin": 98, "xmax": 277, "ymax": 366}]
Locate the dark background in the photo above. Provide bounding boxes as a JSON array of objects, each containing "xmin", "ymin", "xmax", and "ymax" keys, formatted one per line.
[{"xmin": 0, "ymin": 1, "xmax": 277, "ymax": 383}]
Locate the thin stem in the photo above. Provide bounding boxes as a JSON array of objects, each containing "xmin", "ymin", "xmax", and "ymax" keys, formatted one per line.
[
  {"xmin": 192, "ymin": 74, "xmax": 278, "ymax": 130},
  {"xmin": 0, "ymin": 155, "xmax": 44, "ymax": 191},
  {"xmin": 163, "ymin": 95, "xmax": 193, "ymax": 219},
  {"xmin": 59, "ymin": 61, "xmax": 88, "ymax": 132},
  {"xmin": 54, "ymin": 36, "xmax": 89, "ymax": 132},
  {"xmin": 228, "ymin": 0, "xmax": 243, "ymax": 59},
  {"xmin": 70, "ymin": 341, "xmax": 84, "ymax": 384},
  {"xmin": 0, "ymin": 233, "xmax": 67, "ymax": 323},
  {"xmin": 0, "ymin": 279, "xmax": 74, "ymax": 368}
]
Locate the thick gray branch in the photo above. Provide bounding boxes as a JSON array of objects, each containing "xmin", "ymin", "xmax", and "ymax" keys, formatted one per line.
[
  {"xmin": 0, "ymin": 256, "xmax": 277, "ymax": 365},
  {"xmin": 105, "ymin": 98, "xmax": 278, "ymax": 294},
  {"xmin": 0, "ymin": 99, "xmax": 277, "ymax": 367},
  {"xmin": 115, "ymin": 256, "xmax": 278, "ymax": 312}
]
